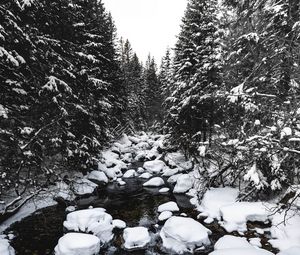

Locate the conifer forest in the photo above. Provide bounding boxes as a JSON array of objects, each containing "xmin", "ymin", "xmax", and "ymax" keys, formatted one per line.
[{"xmin": 0, "ymin": 0, "xmax": 300, "ymax": 254}]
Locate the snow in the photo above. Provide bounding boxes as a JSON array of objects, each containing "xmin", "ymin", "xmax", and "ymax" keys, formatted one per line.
[
  {"xmin": 173, "ymin": 174, "xmax": 194, "ymax": 193},
  {"xmin": 159, "ymin": 187, "xmax": 170, "ymax": 193},
  {"xmin": 165, "ymin": 152, "xmax": 193, "ymax": 170},
  {"xmin": 162, "ymin": 167, "xmax": 180, "ymax": 177},
  {"xmin": 123, "ymin": 227, "xmax": 151, "ymax": 250},
  {"xmin": 220, "ymin": 202, "xmax": 272, "ymax": 232},
  {"xmin": 269, "ymin": 209, "xmax": 300, "ymax": 251},
  {"xmin": 0, "ymin": 238, "xmax": 15, "ymax": 255},
  {"xmin": 73, "ymin": 178, "xmax": 98, "ymax": 196},
  {"xmin": 54, "ymin": 233, "xmax": 100, "ymax": 255},
  {"xmin": 277, "ymin": 247, "xmax": 300, "ymax": 255},
  {"xmin": 158, "ymin": 201, "xmax": 180, "ymax": 212},
  {"xmin": 143, "ymin": 177, "xmax": 165, "ymax": 187},
  {"xmin": 123, "ymin": 169, "xmax": 137, "ymax": 178},
  {"xmin": 137, "ymin": 167, "xmax": 145, "ymax": 174},
  {"xmin": 211, "ymin": 235, "xmax": 273, "ymax": 255},
  {"xmin": 160, "ymin": 216, "xmax": 211, "ymax": 254},
  {"xmin": 112, "ymin": 219, "xmax": 126, "ymax": 229},
  {"xmin": 167, "ymin": 173, "xmax": 183, "ymax": 184},
  {"xmin": 198, "ymin": 188, "xmax": 239, "ymax": 220},
  {"xmin": 63, "ymin": 208, "xmax": 114, "ymax": 243},
  {"xmin": 139, "ymin": 173, "xmax": 153, "ymax": 179},
  {"xmin": 158, "ymin": 211, "xmax": 173, "ymax": 221},
  {"xmin": 87, "ymin": 171, "xmax": 108, "ymax": 184},
  {"xmin": 249, "ymin": 238, "xmax": 262, "ymax": 247},
  {"xmin": 143, "ymin": 160, "xmax": 166, "ymax": 174}
]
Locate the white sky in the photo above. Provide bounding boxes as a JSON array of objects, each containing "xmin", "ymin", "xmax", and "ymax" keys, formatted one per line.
[{"xmin": 102, "ymin": 0, "xmax": 187, "ymax": 64}]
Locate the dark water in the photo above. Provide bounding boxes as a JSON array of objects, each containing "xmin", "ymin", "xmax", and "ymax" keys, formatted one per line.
[{"xmin": 5, "ymin": 165, "xmax": 277, "ymax": 254}]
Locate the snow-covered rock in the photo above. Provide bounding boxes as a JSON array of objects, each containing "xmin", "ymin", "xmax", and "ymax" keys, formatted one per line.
[
  {"xmin": 73, "ymin": 178, "xmax": 98, "ymax": 196},
  {"xmin": 167, "ymin": 173, "xmax": 183, "ymax": 184},
  {"xmin": 63, "ymin": 208, "xmax": 114, "ymax": 243},
  {"xmin": 143, "ymin": 177, "xmax": 165, "ymax": 187},
  {"xmin": 137, "ymin": 167, "xmax": 145, "ymax": 174},
  {"xmin": 123, "ymin": 169, "xmax": 137, "ymax": 178},
  {"xmin": 103, "ymin": 166, "xmax": 123, "ymax": 179},
  {"xmin": 158, "ymin": 211, "xmax": 173, "ymax": 221},
  {"xmin": 117, "ymin": 178, "xmax": 126, "ymax": 186},
  {"xmin": 159, "ymin": 187, "xmax": 170, "ymax": 193},
  {"xmin": 162, "ymin": 167, "xmax": 180, "ymax": 177},
  {"xmin": 113, "ymin": 219, "xmax": 126, "ymax": 229},
  {"xmin": 54, "ymin": 233, "xmax": 100, "ymax": 255},
  {"xmin": 123, "ymin": 227, "xmax": 151, "ymax": 250},
  {"xmin": 158, "ymin": 201, "xmax": 179, "ymax": 212},
  {"xmin": 143, "ymin": 160, "xmax": 166, "ymax": 174},
  {"xmin": 269, "ymin": 209, "xmax": 300, "ymax": 251},
  {"xmin": 277, "ymin": 247, "xmax": 300, "ymax": 255},
  {"xmin": 87, "ymin": 171, "xmax": 108, "ymax": 184},
  {"xmin": 198, "ymin": 188, "xmax": 239, "ymax": 220},
  {"xmin": 160, "ymin": 216, "xmax": 211, "ymax": 254},
  {"xmin": 165, "ymin": 152, "xmax": 193, "ymax": 170},
  {"xmin": 220, "ymin": 202, "xmax": 271, "ymax": 232},
  {"xmin": 0, "ymin": 238, "xmax": 15, "ymax": 255},
  {"xmin": 139, "ymin": 173, "xmax": 153, "ymax": 179},
  {"xmin": 173, "ymin": 174, "xmax": 193, "ymax": 193},
  {"xmin": 121, "ymin": 153, "xmax": 133, "ymax": 163},
  {"xmin": 210, "ymin": 235, "xmax": 273, "ymax": 255}
]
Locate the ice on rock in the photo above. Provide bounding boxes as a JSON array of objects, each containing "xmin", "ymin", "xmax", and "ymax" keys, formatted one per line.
[
  {"xmin": 143, "ymin": 160, "xmax": 166, "ymax": 174},
  {"xmin": 198, "ymin": 188, "xmax": 239, "ymax": 220},
  {"xmin": 173, "ymin": 174, "xmax": 193, "ymax": 193},
  {"xmin": 269, "ymin": 209, "xmax": 300, "ymax": 251},
  {"xmin": 87, "ymin": 171, "xmax": 108, "ymax": 184},
  {"xmin": 123, "ymin": 169, "xmax": 137, "ymax": 178},
  {"xmin": 54, "ymin": 233, "xmax": 100, "ymax": 255},
  {"xmin": 210, "ymin": 235, "xmax": 274, "ymax": 255},
  {"xmin": 220, "ymin": 202, "xmax": 272, "ymax": 232},
  {"xmin": 159, "ymin": 187, "xmax": 170, "ymax": 193},
  {"xmin": 143, "ymin": 177, "xmax": 165, "ymax": 187},
  {"xmin": 278, "ymin": 247, "xmax": 300, "ymax": 255},
  {"xmin": 158, "ymin": 211, "xmax": 173, "ymax": 221},
  {"xmin": 63, "ymin": 208, "xmax": 114, "ymax": 243},
  {"xmin": 0, "ymin": 238, "xmax": 15, "ymax": 255},
  {"xmin": 139, "ymin": 173, "xmax": 153, "ymax": 179},
  {"xmin": 158, "ymin": 201, "xmax": 179, "ymax": 212},
  {"xmin": 123, "ymin": 227, "xmax": 151, "ymax": 250},
  {"xmin": 73, "ymin": 178, "xmax": 98, "ymax": 196},
  {"xmin": 113, "ymin": 219, "xmax": 126, "ymax": 229},
  {"xmin": 160, "ymin": 216, "xmax": 211, "ymax": 254}
]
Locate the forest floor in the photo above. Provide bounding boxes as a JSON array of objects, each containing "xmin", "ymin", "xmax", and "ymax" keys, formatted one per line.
[{"xmin": 0, "ymin": 133, "xmax": 300, "ymax": 255}]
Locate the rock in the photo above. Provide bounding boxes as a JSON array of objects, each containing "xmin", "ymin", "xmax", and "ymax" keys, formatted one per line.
[
  {"xmin": 54, "ymin": 233, "xmax": 100, "ymax": 255},
  {"xmin": 139, "ymin": 173, "xmax": 153, "ymax": 179},
  {"xmin": 173, "ymin": 174, "xmax": 193, "ymax": 193},
  {"xmin": 123, "ymin": 227, "xmax": 151, "ymax": 250},
  {"xmin": 158, "ymin": 211, "xmax": 173, "ymax": 221},
  {"xmin": 143, "ymin": 177, "xmax": 165, "ymax": 187},
  {"xmin": 159, "ymin": 187, "xmax": 170, "ymax": 193},
  {"xmin": 123, "ymin": 169, "xmax": 137, "ymax": 178},
  {"xmin": 73, "ymin": 178, "xmax": 98, "ymax": 196},
  {"xmin": 87, "ymin": 171, "xmax": 108, "ymax": 184},
  {"xmin": 167, "ymin": 173, "xmax": 183, "ymax": 184},
  {"xmin": 113, "ymin": 219, "xmax": 126, "ymax": 229}
]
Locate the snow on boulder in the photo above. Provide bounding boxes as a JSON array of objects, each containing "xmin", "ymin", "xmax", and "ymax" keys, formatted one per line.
[
  {"xmin": 135, "ymin": 141, "xmax": 151, "ymax": 150},
  {"xmin": 63, "ymin": 208, "xmax": 114, "ymax": 243},
  {"xmin": 277, "ymin": 247, "xmax": 300, "ymax": 255},
  {"xmin": 73, "ymin": 178, "xmax": 98, "ymax": 196},
  {"xmin": 121, "ymin": 153, "xmax": 133, "ymax": 163},
  {"xmin": 139, "ymin": 173, "xmax": 153, "ymax": 179},
  {"xmin": 87, "ymin": 171, "xmax": 108, "ymax": 184},
  {"xmin": 198, "ymin": 188, "xmax": 239, "ymax": 220},
  {"xmin": 123, "ymin": 227, "xmax": 151, "ymax": 250},
  {"xmin": 162, "ymin": 167, "xmax": 180, "ymax": 177},
  {"xmin": 143, "ymin": 160, "xmax": 166, "ymax": 174},
  {"xmin": 165, "ymin": 152, "xmax": 193, "ymax": 170},
  {"xmin": 160, "ymin": 216, "xmax": 211, "ymax": 254},
  {"xmin": 113, "ymin": 219, "xmax": 126, "ymax": 229},
  {"xmin": 54, "ymin": 233, "xmax": 100, "ymax": 255},
  {"xmin": 143, "ymin": 177, "xmax": 165, "ymax": 187},
  {"xmin": 269, "ymin": 209, "xmax": 300, "ymax": 251},
  {"xmin": 0, "ymin": 238, "xmax": 15, "ymax": 255},
  {"xmin": 209, "ymin": 248, "xmax": 274, "ymax": 255},
  {"xmin": 158, "ymin": 211, "xmax": 173, "ymax": 221},
  {"xmin": 137, "ymin": 167, "xmax": 145, "ymax": 174},
  {"xmin": 220, "ymin": 202, "xmax": 272, "ymax": 232},
  {"xmin": 214, "ymin": 235, "xmax": 252, "ymax": 250},
  {"xmin": 173, "ymin": 174, "xmax": 193, "ymax": 193},
  {"xmin": 159, "ymin": 187, "xmax": 170, "ymax": 193},
  {"xmin": 103, "ymin": 166, "xmax": 123, "ymax": 179},
  {"xmin": 158, "ymin": 201, "xmax": 179, "ymax": 212},
  {"xmin": 123, "ymin": 169, "xmax": 137, "ymax": 178}
]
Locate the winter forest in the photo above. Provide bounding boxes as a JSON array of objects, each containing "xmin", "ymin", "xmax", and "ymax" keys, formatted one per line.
[{"xmin": 0, "ymin": 0, "xmax": 300, "ymax": 254}]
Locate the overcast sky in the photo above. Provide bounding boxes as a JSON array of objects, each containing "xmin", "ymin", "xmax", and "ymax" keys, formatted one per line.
[{"xmin": 102, "ymin": 0, "xmax": 187, "ymax": 64}]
